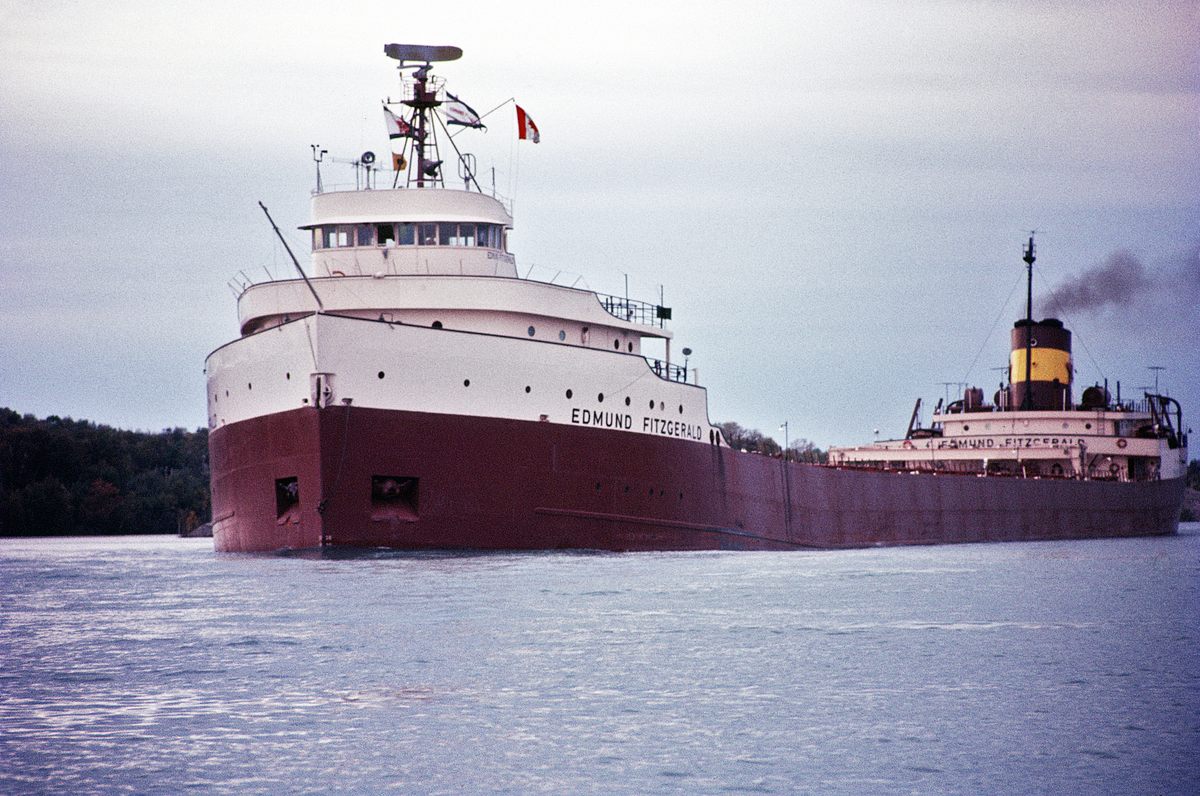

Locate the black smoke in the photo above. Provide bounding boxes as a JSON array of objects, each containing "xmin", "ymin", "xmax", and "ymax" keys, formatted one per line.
[{"xmin": 1042, "ymin": 250, "xmax": 1151, "ymax": 316}]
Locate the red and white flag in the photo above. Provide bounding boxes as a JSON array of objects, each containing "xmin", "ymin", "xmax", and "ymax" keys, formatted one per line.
[
  {"xmin": 516, "ymin": 105, "xmax": 539, "ymax": 143},
  {"xmin": 383, "ymin": 106, "xmax": 420, "ymax": 140}
]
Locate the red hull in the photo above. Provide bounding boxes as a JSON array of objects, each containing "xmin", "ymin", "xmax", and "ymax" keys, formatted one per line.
[{"xmin": 209, "ymin": 407, "xmax": 1184, "ymax": 552}]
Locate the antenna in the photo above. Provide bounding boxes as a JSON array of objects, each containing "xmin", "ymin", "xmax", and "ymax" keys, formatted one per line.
[
  {"xmin": 457, "ymin": 152, "xmax": 476, "ymax": 190},
  {"xmin": 1147, "ymin": 365, "xmax": 1165, "ymax": 394},
  {"xmin": 311, "ymin": 144, "xmax": 327, "ymax": 193},
  {"xmin": 1021, "ymin": 232, "xmax": 1037, "ymax": 409},
  {"xmin": 938, "ymin": 381, "xmax": 967, "ymax": 405},
  {"xmin": 383, "ymin": 43, "xmax": 463, "ymax": 63}
]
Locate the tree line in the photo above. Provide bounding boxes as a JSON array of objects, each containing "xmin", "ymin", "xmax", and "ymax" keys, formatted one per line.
[
  {"xmin": 716, "ymin": 421, "xmax": 828, "ymax": 462},
  {"xmin": 0, "ymin": 408, "xmax": 210, "ymax": 536}
]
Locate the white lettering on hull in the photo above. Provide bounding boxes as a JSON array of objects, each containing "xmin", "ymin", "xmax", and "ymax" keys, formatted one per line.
[
  {"xmin": 642, "ymin": 416, "xmax": 704, "ymax": 441},
  {"xmin": 571, "ymin": 407, "xmax": 633, "ymax": 430}
]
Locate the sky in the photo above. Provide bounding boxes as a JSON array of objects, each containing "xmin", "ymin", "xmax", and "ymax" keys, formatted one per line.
[{"xmin": 1, "ymin": 0, "xmax": 1197, "ymax": 448}]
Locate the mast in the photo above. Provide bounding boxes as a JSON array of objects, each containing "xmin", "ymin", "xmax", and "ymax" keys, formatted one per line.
[
  {"xmin": 382, "ymin": 43, "xmax": 462, "ymax": 189},
  {"xmin": 408, "ymin": 64, "xmax": 440, "ymax": 188},
  {"xmin": 1021, "ymin": 234, "xmax": 1035, "ymax": 410}
]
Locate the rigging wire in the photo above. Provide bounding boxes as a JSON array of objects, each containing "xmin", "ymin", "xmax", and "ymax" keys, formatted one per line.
[
  {"xmin": 1034, "ymin": 269, "xmax": 1106, "ymax": 384},
  {"xmin": 448, "ymin": 97, "xmax": 515, "ymax": 139},
  {"xmin": 959, "ymin": 268, "xmax": 1024, "ymax": 385}
]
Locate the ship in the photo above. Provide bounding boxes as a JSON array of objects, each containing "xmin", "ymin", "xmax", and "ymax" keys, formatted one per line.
[{"xmin": 205, "ymin": 44, "xmax": 1188, "ymax": 553}]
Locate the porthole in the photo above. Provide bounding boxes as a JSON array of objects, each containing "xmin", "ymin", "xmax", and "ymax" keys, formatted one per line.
[
  {"xmin": 659, "ymin": 401, "xmax": 665, "ymax": 410},
  {"xmin": 528, "ymin": 325, "xmax": 536, "ymax": 337},
  {"xmin": 225, "ymin": 389, "xmax": 229, "ymax": 397},
  {"xmin": 627, "ymin": 342, "xmax": 633, "ymax": 352},
  {"xmin": 286, "ymin": 372, "xmax": 291, "ymax": 380},
  {"xmin": 598, "ymin": 393, "xmax": 604, "ymax": 403},
  {"xmin": 648, "ymin": 487, "xmax": 654, "ymax": 496},
  {"xmin": 595, "ymin": 482, "xmax": 601, "ymax": 491},
  {"xmin": 649, "ymin": 400, "xmax": 654, "ymax": 409},
  {"xmin": 525, "ymin": 385, "xmax": 531, "ymax": 394},
  {"xmin": 464, "ymin": 379, "xmax": 471, "ymax": 387},
  {"xmin": 378, "ymin": 371, "xmax": 385, "ymax": 379},
  {"xmin": 558, "ymin": 330, "xmax": 566, "ymax": 341},
  {"xmin": 623, "ymin": 485, "xmax": 629, "ymax": 493},
  {"xmin": 248, "ymin": 383, "xmax": 252, "ymax": 390},
  {"xmin": 678, "ymin": 405, "xmax": 683, "ymax": 414},
  {"xmin": 963, "ymin": 425, "xmax": 969, "ymax": 431},
  {"xmin": 432, "ymin": 320, "xmax": 443, "ymax": 329},
  {"xmin": 566, "ymin": 389, "xmax": 573, "ymax": 399},
  {"xmin": 624, "ymin": 396, "xmax": 631, "ymax": 406},
  {"xmin": 613, "ymin": 340, "xmax": 620, "ymax": 349},
  {"xmin": 1085, "ymin": 422, "xmax": 1092, "ymax": 430}
]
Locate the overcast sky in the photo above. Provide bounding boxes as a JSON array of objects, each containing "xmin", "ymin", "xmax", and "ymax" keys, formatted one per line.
[{"xmin": 1, "ymin": 0, "xmax": 1197, "ymax": 447}]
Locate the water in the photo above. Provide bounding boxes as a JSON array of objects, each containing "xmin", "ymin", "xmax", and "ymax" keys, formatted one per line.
[{"xmin": 2, "ymin": 528, "xmax": 1198, "ymax": 795}]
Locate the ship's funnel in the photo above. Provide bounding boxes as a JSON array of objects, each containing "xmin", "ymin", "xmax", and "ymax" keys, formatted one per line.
[{"xmin": 1010, "ymin": 318, "xmax": 1072, "ymax": 410}]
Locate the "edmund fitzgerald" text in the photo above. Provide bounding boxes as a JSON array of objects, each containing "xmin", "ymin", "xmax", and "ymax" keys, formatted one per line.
[{"xmin": 570, "ymin": 408, "xmax": 704, "ymax": 440}]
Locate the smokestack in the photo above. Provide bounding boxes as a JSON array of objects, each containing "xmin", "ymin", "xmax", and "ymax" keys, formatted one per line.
[{"xmin": 1010, "ymin": 318, "xmax": 1072, "ymax": 411}]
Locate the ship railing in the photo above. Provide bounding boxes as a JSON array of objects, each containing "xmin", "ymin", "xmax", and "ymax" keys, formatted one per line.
[
  {"xmin": 313, "ymin": 171, "xmax": 514, "ymax": 216},
  {"xmin": 645, "ymin": 357, "xmax": 688, "ymax": 382},
  {"xmin": 940, "ymin": 396, "xmax": 1159, "ymax": 415},
  {"xmin": 596, "ymin": 293, "xmax": 672, "ymax": 328}
]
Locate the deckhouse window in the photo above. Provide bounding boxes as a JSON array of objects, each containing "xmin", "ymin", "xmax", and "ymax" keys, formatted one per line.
[
  {"xmin": 323, "ymin": 226, "xmax": 351, "ymax": 248},
  {"xmin": 375, "ymin": 223, "xmax": 395, "ymax": 246},
  {"xmin": 337, "ymin": 221, "xmax": 504, "ymax": 249}
]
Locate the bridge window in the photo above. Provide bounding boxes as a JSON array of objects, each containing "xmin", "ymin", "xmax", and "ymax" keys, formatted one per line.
[
  {"xmin": 322, "ymin": 226, "xmax": 352, "ymax": 248},
  {"xmin": 319, "ymin": 221, "xmax": 504, "ymax": 249}
]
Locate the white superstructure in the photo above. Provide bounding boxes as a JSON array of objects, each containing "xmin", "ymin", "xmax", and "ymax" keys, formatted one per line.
[
  {"xmin": 206, "ymin": 47, "xmax": 721, "ymax": 449},
  {"xmin": 829, "ymin": 402, "xmax": 1188, "ymax": 482}
]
